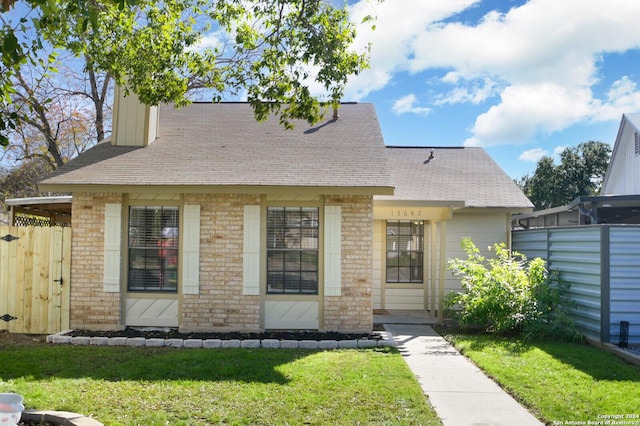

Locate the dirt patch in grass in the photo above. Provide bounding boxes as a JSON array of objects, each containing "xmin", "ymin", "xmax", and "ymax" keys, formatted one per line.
[{"xmin": 0, "ymin": 330, "xmax": 47, "ymax": 345}]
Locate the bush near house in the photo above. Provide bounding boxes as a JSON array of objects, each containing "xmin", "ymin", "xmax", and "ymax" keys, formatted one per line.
[{"xmin": 445, "ymin": 238, "xmax": 579, "ymax": 340}]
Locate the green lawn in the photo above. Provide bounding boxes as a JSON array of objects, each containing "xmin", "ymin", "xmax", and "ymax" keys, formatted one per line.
[
  {"xmin": 443, "ymin": 331, "xmax": 640, "ymax": 424},
  {"xmin": 0, "ymin": 339, "xmax": 440, "ymax": 425}
]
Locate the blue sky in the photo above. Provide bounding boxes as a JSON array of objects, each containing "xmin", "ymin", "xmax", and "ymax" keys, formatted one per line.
[
  {"xmin": 340, "ymin": 0, "xmax": 640, "ymax": 179},
  {"xmin": 4, "ymin": 0, "xmax": 640, "ymax": 181}
]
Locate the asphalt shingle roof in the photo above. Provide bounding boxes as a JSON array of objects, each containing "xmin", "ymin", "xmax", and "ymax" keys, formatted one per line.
[
  {"xmin": 377, "ymin": 147, "xmax": 533, "ymax": 209},
  {"xmin": 39, "ymin": 102, "xmax": 532, "ymax": 209},
  {"xmin": 40, "ymin": 102, "xmax": 392, "ymax": 192}
]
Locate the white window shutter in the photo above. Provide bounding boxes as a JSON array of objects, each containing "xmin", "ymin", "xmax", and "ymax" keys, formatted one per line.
[
  {"xmin": 103, "ymin": 203, "xmax": 122, "ymax": 293},
  {"xmin": 324, "ymin": 206, "xmax": 342, "ymax": 296},
  {"xmin": 182, "ymin": 204, "xmax": 200, "ymax": 295},
  {"xmin": 243, "ymin": 205, "xmax": 261, "ymax": 295}
]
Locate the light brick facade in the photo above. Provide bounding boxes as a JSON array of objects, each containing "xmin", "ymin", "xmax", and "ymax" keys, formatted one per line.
[
  {"xmin": 70, "ymin": 192, "xmax": 122, "ymax": 330},
  {"xmin": 69, "ymin": 192, "xmax": 375, "ymax": 332},
  {"xmin": 324, "ymin": 195, "xmax": 373, "ymax": 332},
  {"xmin": 181, "ymin": 193, "xmax": 261, "ymax": 331}
]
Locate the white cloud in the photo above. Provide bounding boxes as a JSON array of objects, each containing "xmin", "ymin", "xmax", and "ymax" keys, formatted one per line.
[
  {"xmin": 553, "ymin": 145, "xmax": 568, "ymax": 156},
  {"xmin": 591, "ymin": 76, "xmax": 640, "ymax": 122},
  {"xmin": 464, "ymin": 83, "xmax": 594, "ymax": 146},
  {"xmin": 344, "ymin": 0, "xmax": 480, "ymax": 100},
  {"xmin": 195, "ymin": 32, "xmax": 225, "ymax": 50},
  {"xmin": 392, "ymin": 94, "xmax": 431, "ymax": 115},
  {"xmin": 434, "ymin": 77, "xmax": 500, "ymax": 105},
  {"xmin": 518, "ymin": 148, "xmax": 547, "ymax": 162},
  {"xmin": 346, "ymin": 0, "xmax": 640, "ymax": 146}
]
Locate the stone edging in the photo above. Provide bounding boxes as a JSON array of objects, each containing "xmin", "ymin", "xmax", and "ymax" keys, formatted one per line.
[
  {"xmin": 585, "ymin": 336, "xmax": 640, "ymax": 367},
  {"xmin": 21, "ymin": 409, "xmax": 103, "ymax": 426},
  {"xmin": 46, "ymin": 330, "xmax": 398, "ymax": 349}
]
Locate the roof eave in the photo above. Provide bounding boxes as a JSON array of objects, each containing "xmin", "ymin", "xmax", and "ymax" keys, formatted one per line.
[
  {"xmin": 373, "ymin": 199, "xmax": 466, "ymax": 209},
  {"xmin": 38, "ymin": 183, "xmax": 395, "ymax": 196},
  {"xmin": 6, "ymin": 195, "xmax": 72, "ymax": 206},
  {"xmin": 458, "ymin": 206, "xmax": 534, "ymax": 214}
]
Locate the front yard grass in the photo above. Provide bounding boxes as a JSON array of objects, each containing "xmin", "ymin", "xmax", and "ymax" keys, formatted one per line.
[
  {"xmin": 0, "ymin": 339, "xmax": 440, "ymax": 425},
  {"xmin": 443, "ymin": 331, "xmax": 640, "ymax": 424}
]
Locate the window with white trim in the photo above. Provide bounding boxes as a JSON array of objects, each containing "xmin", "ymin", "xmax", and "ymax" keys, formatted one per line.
[
  {"xmin": 267, "ymin": 207, "xmax": 319, "ymax": 294},
  {"xmin": 128, "ymin": 206, "xmax": 179, "ymax": 292},
  {"xmin": 386, "ymin": 220, "xmax": 424, "ymax": 283}
]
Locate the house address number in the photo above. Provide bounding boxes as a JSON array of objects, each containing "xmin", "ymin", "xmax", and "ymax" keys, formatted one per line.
[
  {"xmin": 390, "ymin": 209, "xmax": 423, "ymax": 217},
  {"xmin": 376, "ymin": 206, "xmax": 451, "ymax": 221}
]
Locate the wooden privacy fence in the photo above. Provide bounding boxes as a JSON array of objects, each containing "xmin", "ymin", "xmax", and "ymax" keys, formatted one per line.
[{"xmin": 0, "ymin": 225, "xmax": 71, "ymax": 334}]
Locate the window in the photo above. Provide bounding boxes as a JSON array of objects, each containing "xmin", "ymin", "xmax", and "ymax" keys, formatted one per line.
[
  {"xmin": 128, "ymin": 206, "xmax": 179, "ymax": 292},
  {"xmin": 386, "ymin": 220, "xmax": 424, "ymax": 283},
  {"xmin": 267, "ymin": 207, "xmax": 319, "ymax": 294},
  {"xmin": 635, "ymin": 132, "xmax": 640, "ymax": 156}
]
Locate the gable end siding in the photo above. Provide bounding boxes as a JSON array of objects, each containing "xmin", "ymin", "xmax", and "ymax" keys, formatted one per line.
[{"xmin": 604, "ymin": 120, "xmax": 640, "ymax": 195}]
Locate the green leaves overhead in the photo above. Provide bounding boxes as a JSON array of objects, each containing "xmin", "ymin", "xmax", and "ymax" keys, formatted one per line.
[{"xmin": 1, "ymin": 0, "xmax": 370, "ymax": 146}]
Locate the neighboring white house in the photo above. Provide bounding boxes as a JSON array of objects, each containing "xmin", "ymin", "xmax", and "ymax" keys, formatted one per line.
[
  {"xmin": 513, "ymin": 113, "xmax": 640, "ymax": 229},
  {"xmin": 512, "ymin": 113, "xmax": 640, "ymax": 345},
  {"xmin": 602, "ymin": 113, "xmax": 640, "ymax": 196}
]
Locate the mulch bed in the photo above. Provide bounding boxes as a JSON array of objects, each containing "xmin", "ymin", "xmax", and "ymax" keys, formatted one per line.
[{"xmin": 66, "ymin": 326, "xmax": 385, "ymax": 341}]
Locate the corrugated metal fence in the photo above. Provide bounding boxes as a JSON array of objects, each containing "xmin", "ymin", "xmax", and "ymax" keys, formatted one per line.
[{"xmin": 513, "ymin": 225, "xmax": 640, "ymax": 344}]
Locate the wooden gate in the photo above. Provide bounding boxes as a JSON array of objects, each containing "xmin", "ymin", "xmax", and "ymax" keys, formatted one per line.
[{"xmin": 0, "ymin": 225, "xmax": 71, "ymax": 334}]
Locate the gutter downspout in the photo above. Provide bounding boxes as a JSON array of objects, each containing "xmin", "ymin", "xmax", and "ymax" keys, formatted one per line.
[{"xmin": 578, "ymin": 202, "xmax": 598, "ymax": 224}]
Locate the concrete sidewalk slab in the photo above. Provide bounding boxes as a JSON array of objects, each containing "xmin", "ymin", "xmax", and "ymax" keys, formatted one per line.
[{"xmin": 384, "ymin": 323, "xmax": 543, "ymax": 426}]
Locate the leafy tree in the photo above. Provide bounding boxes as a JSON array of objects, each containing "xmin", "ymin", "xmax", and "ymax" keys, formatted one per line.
[
  {"xmin": 1, "ymin": 0, "xmax": 371, "ymax": 147},
  {"xmin": 517, "ymin": 141, "xmax": 611, "ymax": 210},
  {"xmin": 0, "ymin": 157, "xmax": 52, "ymax": 198},
  {"xmin": 0, "ymin": 157, "xmax": 53, "ymax": 214},
  {"xmin": 445, "ymin": 238, "xmax": 578, "ymax": 340},
  {"xmin": 4, "ymin": 56, "xmax": 111, "ymax": 169}
]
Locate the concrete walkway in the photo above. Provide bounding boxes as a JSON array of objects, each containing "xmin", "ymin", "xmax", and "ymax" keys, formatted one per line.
[{"xmin": 377, "ymin": 312, "xmax": 543, "ymax": 426}]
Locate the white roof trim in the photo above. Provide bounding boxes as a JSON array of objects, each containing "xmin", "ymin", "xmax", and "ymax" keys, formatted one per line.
[{"xmin": 5, "ymin": 196, "xmax": 72, "ymax": 206}]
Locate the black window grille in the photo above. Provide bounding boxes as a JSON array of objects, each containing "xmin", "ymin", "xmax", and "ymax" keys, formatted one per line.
[
  {"xmin": 386, "ymin": 220, "xmax": 424, "ymax": 283},
  {"xmin": 267, "ymin": 207, "xmax": 319, "ymax": 294},
  {"xmin": 128, "ymin": 206, "xmax": 179, "ymax": 292}
]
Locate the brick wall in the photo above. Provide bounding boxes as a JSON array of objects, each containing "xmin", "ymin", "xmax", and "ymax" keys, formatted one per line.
[
  {"xmin": 181, "ymin": 193, "xmax": 261, "ymax": 332},
  {"xmin": 69, "ymin": 192, "xmax": 374, "ymax": 333},
  {"xmin": 70, "ymin": 192, "xmax": 122, "ymax": 330},
  {"xmin": 323, "ymin": 195, "xmax": 373, "ymax": 332}
]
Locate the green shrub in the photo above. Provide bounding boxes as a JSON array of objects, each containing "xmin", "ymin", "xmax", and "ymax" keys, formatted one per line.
[{"xmin": 445, "ymin": 238, "xmax": 579, "ymax": 340}]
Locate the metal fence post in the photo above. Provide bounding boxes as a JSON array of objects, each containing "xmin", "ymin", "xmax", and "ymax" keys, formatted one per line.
[{"xmin": 619, "ymin": 321, "xmax": 629, "ymax": 348}]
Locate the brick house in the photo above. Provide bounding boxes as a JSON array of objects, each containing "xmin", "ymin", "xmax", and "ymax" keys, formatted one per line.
[{"xmin": 39, "ymin": 89, "xmax": 532, "ymax": 333}]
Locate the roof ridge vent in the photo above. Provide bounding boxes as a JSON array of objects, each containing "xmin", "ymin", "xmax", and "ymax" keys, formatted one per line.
[{"xmin": 423, "ymin": 148, "xmax": 435, "ymax": 164}]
